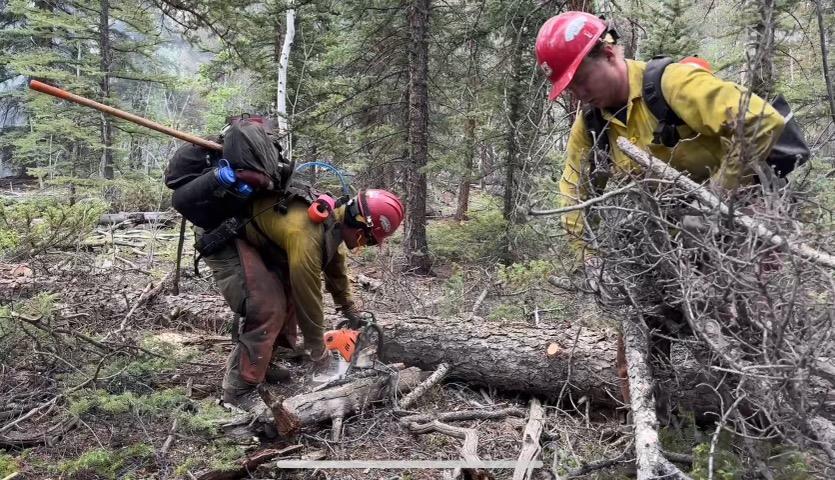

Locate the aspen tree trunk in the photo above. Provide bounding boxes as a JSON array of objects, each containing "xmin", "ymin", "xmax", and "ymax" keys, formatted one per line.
[{"xmin": 276, "ymin": 2, "xmax": 295, "ymax": 159}]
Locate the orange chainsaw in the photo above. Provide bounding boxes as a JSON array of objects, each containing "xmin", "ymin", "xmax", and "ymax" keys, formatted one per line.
[{"xmin": 323, "ymin": 311, "xmax": 384, "ymax": 370}]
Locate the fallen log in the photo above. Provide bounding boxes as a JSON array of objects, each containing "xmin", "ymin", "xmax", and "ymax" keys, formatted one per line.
[
  {"xmin": 376, "ymin": 314, "xmax": 623, "ymax": 405},
  {"xmin": 98, "ymin": 211, "xmax": 176, "ymax": 227},
  {"xmin": 160, "ymin": 299, "xmax": 717, "ymax": 411},
  {"xmin": 260, "ymin": 366, "xmax": 425, "ymax": 437}
]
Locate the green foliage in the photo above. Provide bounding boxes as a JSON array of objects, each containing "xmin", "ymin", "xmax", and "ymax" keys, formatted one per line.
[
  {"xmin": 767, "ymin": 449, "xmax": 811, "ymax": 480},
  {"xmin": 498, "ymin": 259, "xmax": 555, "ymax": 289},
  {"xmin": 639, "ymin": 0, "xmax": 701, "ymax": 60},
  {"xmin": 0, "ymin": 453, "xmax": 20, "ymax": 477},
  {"xmin": 438, "ymin": 268, "xmax": 466, "ymax": 316},
  {"xmin": 177, "ymin": 399, "xmax": 232, "ymax": 435},
  {"xmin": 486, "ymin": 303, "xmax": 525, "ymax": 323},
  {"xmin": 0, "ymin": 196, "xmax": 107, "ymax": 259},
  {"xmin": 97, "ymin": 337, "xmax": 198, "ymax": 390},
  {"xmin": 69, "ymin": 388, "xmax": 189, "ymax": 416},
  {"xmin": 58, "ymin": 444, "xmax": 153, "ymax": 479},
  {"xmin": 101, "ymin": 177, "xmax": 172, "ymax": 212},
  {"xmin": 690, "ymin": 441, "xmax": 742, "ymax": 480},
  {"xmin": 427, "ymin": 197, "xmax": 508, "ymax": 263},
  {"xmin": 0, "ymin": 293, "xmax": 60, "ymax": 364}
]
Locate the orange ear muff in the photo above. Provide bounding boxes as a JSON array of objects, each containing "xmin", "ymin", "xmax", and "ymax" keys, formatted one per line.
[
  {"xmin": 308, "ymin": 201, "xmax": 330, "ymax": 223},
  {"xmin": 308, "ymin": 194, "xmax": 337, "ymax": 224}
]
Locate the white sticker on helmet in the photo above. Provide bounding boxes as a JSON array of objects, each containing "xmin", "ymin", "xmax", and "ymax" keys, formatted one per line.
[
  {"xmin": 565, "ymin": 17, "xmax": 587, "ymax": 42},
  {"xmin": 379, "ymin": 215, "xmax": 392, "ymax": 233}
]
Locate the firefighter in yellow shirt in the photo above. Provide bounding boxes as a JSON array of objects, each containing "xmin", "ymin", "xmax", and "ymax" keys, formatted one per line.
[
  {"xmin": 534, "ymin": 12, "xmax": 788, "ymax": 405},
  {"xmin": 199, "ymin": 187, "xmax": 404, "ymax": 411},
  {"xmin": 535, "ymin": 12, "xmax": 786, "ymax": 256}
]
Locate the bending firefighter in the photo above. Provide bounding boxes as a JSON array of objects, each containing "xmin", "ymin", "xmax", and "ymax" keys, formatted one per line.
[
  {"xmin": 535, "ymin": 12, "xmax": 809, "ymax": 404},
  {"xmin": 165, "ymin": 119, "xmax": 404, "ymax": 410},
  {"xmin": 534, "ymin": 11, "xmax": 800, "ymax": 257}
]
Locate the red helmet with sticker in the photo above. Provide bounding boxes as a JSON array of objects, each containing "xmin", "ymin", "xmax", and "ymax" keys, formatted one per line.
[
  {"xmin": 356, "ymin": 189, "xmax": 404, "ymax": 244},
  {"xmin": 535, "ymin": 12, "xmax": 608, "ymax": 101}
]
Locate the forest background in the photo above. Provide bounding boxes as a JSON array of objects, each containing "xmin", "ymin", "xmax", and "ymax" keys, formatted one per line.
[{"xmin": 1, "ymin": 0, "xmax": 835, "ymax": 478}]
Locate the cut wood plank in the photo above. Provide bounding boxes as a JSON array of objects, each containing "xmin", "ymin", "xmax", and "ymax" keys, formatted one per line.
[{"xmin": 512, "ymin": 398, "xmax": 545, "ymax": 480}]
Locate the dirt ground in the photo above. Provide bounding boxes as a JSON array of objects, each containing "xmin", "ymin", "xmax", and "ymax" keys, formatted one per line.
[{"xmin": 0, "ymin": 218, "xmax": 633, "ymax": 480}]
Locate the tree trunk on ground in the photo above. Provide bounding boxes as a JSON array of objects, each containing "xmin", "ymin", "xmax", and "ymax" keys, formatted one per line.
[
  {"xmin": 163, "ymin": 295, "xmax": 719, "ymax": 413},
  {"xmin": 375, "ymin": 314, "xmax": 717, "ymax": 413},
  {"xmin": 99, "ymin": 0, "xmax": 114, "ymax": 179},
  {"xmin": 262, "ymin": 366, "xmax": 425, "ymax": 437},
  {"xmin": 404, "ymin": 0, "xmax": 432, "ymax": 274},
  {"xmin": 97, "ymin": 211, "xmax": 176, "ymax": 226}
]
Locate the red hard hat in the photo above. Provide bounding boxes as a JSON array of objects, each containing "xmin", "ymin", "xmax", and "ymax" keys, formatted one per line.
[
  {"xmin": 535, "ymin": 12, "xmax": 607, "ymax": 101},
  {"xmin": 356, "ymin": 189, "xmax": 404, "ymax": 244},
  {"xmin": 680, "ymin": 56, "xmax": 713, "ymax": 73}
]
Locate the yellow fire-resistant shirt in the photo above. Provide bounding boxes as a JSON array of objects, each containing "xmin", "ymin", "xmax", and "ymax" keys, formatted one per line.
[
  {"xmin": 244, "ymin": 195, "xmax": 354, "ymax": 349},
  {"xmin": 559, "ymin": 59, "xmax": 786, "ymax": 252}
]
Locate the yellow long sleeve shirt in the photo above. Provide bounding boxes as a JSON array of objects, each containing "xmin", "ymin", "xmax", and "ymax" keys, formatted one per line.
[
  {"xmin": 244, "ymin": 195, "xmax": 354, "ymax": 349},
  {"xmin": 559, "ymin": 59, "xmax": 786, "ymax": 251}
]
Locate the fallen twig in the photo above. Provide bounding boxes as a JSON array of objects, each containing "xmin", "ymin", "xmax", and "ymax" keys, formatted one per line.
[
  {"xmin": 160, "ymin": 417, "xmax": 179, "ymax": 455},
  {"xmin": 398, "ymin": 362, "xmax": 450, "ymax": 410},
  {"xmin": 398, "ymin": 407, "xmax": 526, "ymax": 425}
]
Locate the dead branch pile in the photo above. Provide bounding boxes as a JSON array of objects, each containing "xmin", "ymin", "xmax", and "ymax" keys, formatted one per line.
[{"xmin": 581, "ymin": 137, "xmax": 835, "ymax": 476}]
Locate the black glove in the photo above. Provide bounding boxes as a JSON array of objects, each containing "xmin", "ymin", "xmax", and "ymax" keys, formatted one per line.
[{"xmin": 340, "ymin": 303, "xmax": 364, "ymax": 328}]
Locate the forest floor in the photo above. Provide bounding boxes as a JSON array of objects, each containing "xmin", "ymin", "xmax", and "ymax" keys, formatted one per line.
[
  {"xmin": 0, "ymin": 204, "xmax": 641, "ymax": 480},
  {"xmin": 2, "ymin": 181, "xmax": 808, "ymax": 479}
]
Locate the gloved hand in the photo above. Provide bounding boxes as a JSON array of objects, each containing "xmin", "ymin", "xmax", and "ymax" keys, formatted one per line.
[{"xmin": 339, "ymin": 303, "xmax": 365, "ymax": 328}]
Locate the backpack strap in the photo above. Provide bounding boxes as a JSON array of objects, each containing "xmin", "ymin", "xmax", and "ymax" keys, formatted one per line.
[
  {"xmin": 643, "ymin": 56, "xmax": 683, "ymax": 147},
  {"xmin": 583, "ymin": 105, "xmax": 612, "ymax": 195}
]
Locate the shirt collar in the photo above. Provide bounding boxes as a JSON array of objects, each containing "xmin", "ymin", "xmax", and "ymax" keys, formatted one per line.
[
  {"xmin": 599, "ymin": 59, "xmax": 646, "ymax": 127},
  {"xmin": 625, "ymin": 59, "xmax": 646, "ymax": 102}
]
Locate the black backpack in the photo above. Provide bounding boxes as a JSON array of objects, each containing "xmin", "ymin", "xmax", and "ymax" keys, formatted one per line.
[
  {"xmin": 585, "ymin": 56, "xmax": 811, "ymax": 186},
  {"xmin": 164, "ymin": 118, "xmax": 295, "ymax": 229}
]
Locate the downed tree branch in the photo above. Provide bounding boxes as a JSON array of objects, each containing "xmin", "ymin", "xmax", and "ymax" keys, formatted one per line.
[
  {"xmin": 565, "ymin": 449, "xmax": 632, "ymax": 478},
  {"xmin": 408, "ymin": 420, "xmax": 491, "ymax": 479},
  {"xmin": 111, "ymin": 271, "xmax": 173, "ymax": 336},
  {"xmin": 409, "ymin": 420, "xmax": 480, "ymax": 461},
  {"xmin": 0, "ymin": 415, "xmax": 78, "ymax": 448},
  {"xmin": 194, "ymin": 444, "xmax": 303, "ymax": 480},
  {"xmin": 258, "ymin": 367, "xmax": 425, "ymax": 438},
  {"xmin": 160, "ymin": 417, "xmax": 180, "ymax": 456},
  {"xmin": 398, "ymin": 362, "xmax": 451, "ymax": 410},
  {"xmin": 512, "ymin": 398, "xmax": 544, "ymax": 480},
  {"xmin": 622, "ymin": 317, "xmax": 691, "ymax": 480},
  {"xmin": 98, "ymin": 211, "xmax": 176, "ymax": 227},
  {"xmin": 398, "ymin": 407, "xmax": 526, "ymax": 425},
  {"xmin": 616, "ymin": 137, "xmax": 835, "ymax": 270}
]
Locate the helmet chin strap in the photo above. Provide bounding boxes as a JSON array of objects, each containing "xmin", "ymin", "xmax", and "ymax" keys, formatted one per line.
[
  {"xmin": 343, "ymin": 190, "xmax": 374, "ymax": 230},
  {"xmin": 357, "ymin": 190, "xmax": 373, "ymax": 229}
]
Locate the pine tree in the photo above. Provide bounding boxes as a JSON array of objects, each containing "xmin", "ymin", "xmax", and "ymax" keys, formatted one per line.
[{"xmin": 640, "ymin": 0, "xmax": 699, "ymax": 60}]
